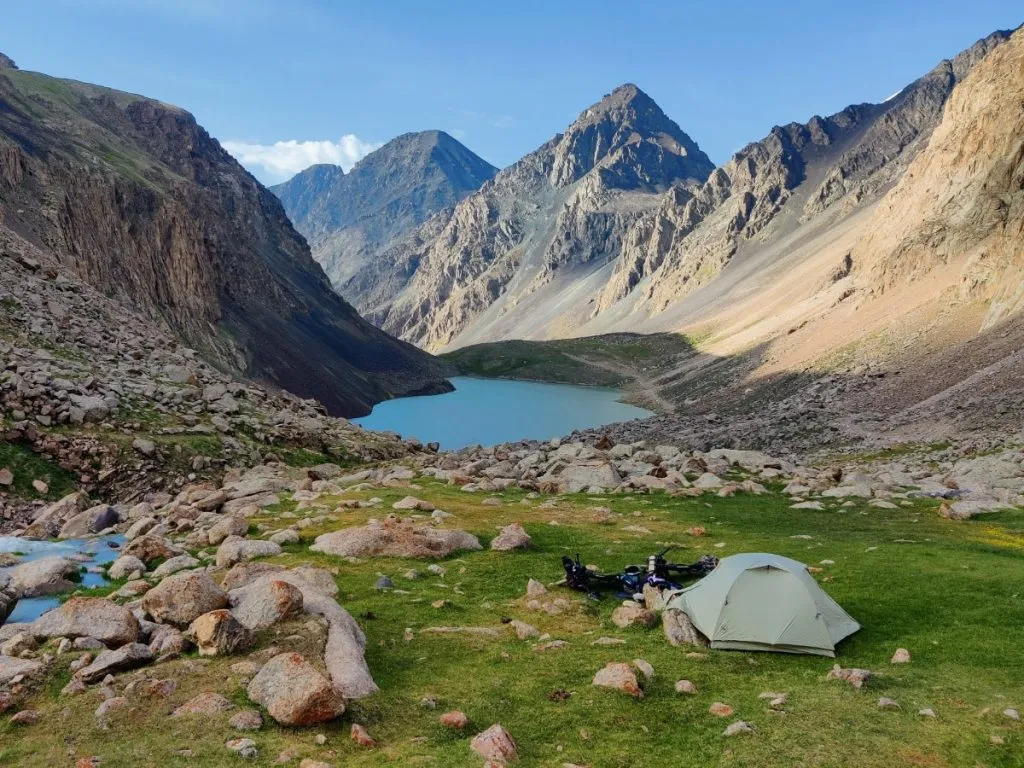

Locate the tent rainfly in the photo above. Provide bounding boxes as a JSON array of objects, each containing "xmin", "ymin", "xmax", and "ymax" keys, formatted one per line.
[{"xmin": 664, "ymin": 553, "xmax": 860, "ymax": 657}]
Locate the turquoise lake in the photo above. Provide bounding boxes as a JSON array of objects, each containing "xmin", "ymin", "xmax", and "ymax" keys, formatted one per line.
[{"xmin": 354, "ymin": 377, "xmax": 653, "ymax": 450}]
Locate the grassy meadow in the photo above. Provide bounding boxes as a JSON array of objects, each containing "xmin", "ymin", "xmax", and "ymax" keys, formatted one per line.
[{"xmin": 2, "ymin": 477, "xmax": 1022, "ymax": 767}]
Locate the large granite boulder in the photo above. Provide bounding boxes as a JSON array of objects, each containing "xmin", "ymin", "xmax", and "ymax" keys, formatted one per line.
[
  {"xmin": 142, "ymin": 571, "xmax": 228, "ymax": 628},
  {"xmin": 7, "ymin": 557, "xmax": 78, "ymax": 598},
  {"xmin": 31, "ymin": 597, "xmax": 140, "ymax": 646},
  {"xmin": 310, "ymin": 516, "xmax": 481, "ymax": 559},
  {"xmin": 247, "ymin": 652, "xmax": 344, "ymax": 726},
  {"xmin": 58, "ymin": 504, "xmax": 120, "ymax": 539}
]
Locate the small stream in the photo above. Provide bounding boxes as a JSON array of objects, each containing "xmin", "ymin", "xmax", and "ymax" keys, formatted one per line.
[{"xmin": 0, "ymin": 534, "xmax": 125, "ymax": 623}]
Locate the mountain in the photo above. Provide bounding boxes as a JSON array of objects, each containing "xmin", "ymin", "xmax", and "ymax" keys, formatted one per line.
[
  {"xmin": 354, "ymin": 84, "xmax": 716, "ymax": 349},
  {"xmin": 342, "ymin": 33, "xmax": 1013, "ymax": 354},
  {"xmin": 0, "ymin": 60, "xmax": 451, "ymax": 417},
  {"xmin": 272, "ymin": 130, "xmax": 497, "ymax": 295}
]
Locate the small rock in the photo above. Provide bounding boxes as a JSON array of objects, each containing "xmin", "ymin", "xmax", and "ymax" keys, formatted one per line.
[
  {"xmin": 723, "ymin": 720, "xmax": 755, "ymax": 737},
  {"xmin": 94, "ymin": 696, "xmax": 128, "ymax": 722},
  {"xmin": 591, "ymin": 636, "xmax": 626, "ymax": 646},
  {"xmin": 225, "ymin": 738, "xmax": 258, "ymax": 759},
  {"xmin": 525, "ymin": 579, "xmax": 547, "ymax": 598},
  {"xmin": 709, "ymin": 702, "xmax": 734, "ymax": 717},
  {"xmin": 490, "ymin": 523, "xmax": 533, "ymax": 551},
  {"xmin": 509, "ymin": 620, "xmax": 539, "ymax": 640},
  {"xmin": 350, "ymin": 723, "xmax": 376, "ymax": 747},
  {"xmin": 440, "ymin": 710, "xmax": 470, "ymax": 729},
  {"xmin": 1004, "ymin": 708, "xmax": 1021, "ymax": 721},
  {"xmin": 187, "ymin": 610, "xmax": 253, "ymax": 656},
  {"xmin": 878, "ymin": 697, "xmax": 900, "ymax": 711},
  {"xmin": 229, "ymin": 709, "xmax": 263, "ymax": 731},
  {"xmin": 632, "ymin": 659, "xmax": 654, "ymax": 681},
  {"xmin": 890, "ymin": 648, "xmax": 911, "ymax": 664},
  {"xmin": 919, "ymin": 708, "xmax": 936, "ymax": 718},
  {"xmin": 675, "ymin": 680, "xmax": 697, "ymax": 695},
  {"xmin": 171, "ymin": 692, "xmax": 235, "ymax": 717},
  {"xmin": 827, "ymin": 664, "xmax": 872, "ymax": 689},
  {"xmin": 10, "ymin": 709, "xmax": 41, "ymax": 725}
]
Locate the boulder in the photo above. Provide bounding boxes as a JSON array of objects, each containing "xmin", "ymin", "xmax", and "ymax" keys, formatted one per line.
[
  {"xmin": 31, "ymin": 598, "xmax": 140, "ymax": 646},
  {"xmin": 822, "ymin": 484, "xmax": 873, "ymax": 499},
  {"xmin": 247, "ymin": 652, "xmax": 345, "ymax": 726},
  {"xmin": 108, "ymin": 556, "xmax": 146, "ymax": 580},
  {"xmin": 470, "ymin": 723, "xmax": 519, "ymax": 764},
  {"xmin": 269, "ymin": 529, "xmax": 299, "ymax": 545},
  {"xmin": 122, "ymin": 534, "xmax": 184, "ymax": 565},
  {"xmin": 142, "ymin": 572, "xmax": 229, "ymax": 628},
  {"xmin": 230, "ymin": 579, "xmax": 304, "ymax": 631},
  {"xmin": 22, "ymin": 492, "xmax": 88, "ymax": 538},
  {"xmin": 552, "ymin": 461, "xmax": 621, "ymax": 493},
  {"xmin": 693, "ymin": 473, "xmax": 724, "ymax": 490},
  {"xmin": 58, "ymin": 504, "xmax": 120, "ymax": 539},
  {"xmin": 188, "ymin": 610, "xmax": 253, "ymax": 656},
  {"xmin": 0, "ymin": 655, "xmax": 43, "ymax": 685},
  {"xmin": 124, "ymin": 517, "xmax": 157, "ymax": 541},
  {"xmin": 208, "ymin": 516, "xmax": 249, "ymax": 545},
  {"xmin": 148, "ymin": 624, "xmax": 189, "ymax": 657},
  {"xmin": 392, "ymin": 496, "xmax": 434, "ymax": 511},
  {"xmin": 68, "ymin": 394, "xmax": 110, "ymax": 422},
  {"xmin": 230, "ymin": 571, "xmax": 376, "ymax": 699},
  {"xmin": 611, "ymin": 604, "xmax": 657, "ymax": 629},
  {"xmin": 151, "ymin": 555, "xmax": 201, "ymax": 579},
  {"xmin": 1, "ymin": 631, "xmax": 37, "ymax": 655},
  {"xmin": 8, "ymin": 557, "xmax": 78, "ymax": 598},
  {"xmin": 0, "ymin": 586, "xmax": 15, "ymax": 625},
  {"xmin": 76, "ymin": 643, "xmax": 153, "ymax": 683},
  {"xmin": 662, "ymin": 608, "xmax": 708, "ymax": 647},
  {"xmin": 221, "ymin": 562, "xmax": 287, "ymax": 591},
  {"xmin": 215, "ymin": 539, "xmax": 282, "ymax": 568},
  {"xmin": 489, "ymin": 523, "xmax": 533, "ymax": 552},
  {"xmin": 310, "ymin": 516, "xmax": 481, "ymax": 559},
  {"xmin": 592, "ymin": 662, "xmax": 643, "ymax": 697}
]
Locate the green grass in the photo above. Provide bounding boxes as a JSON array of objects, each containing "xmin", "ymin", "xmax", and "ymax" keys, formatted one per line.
[
  {"xmin": 441, "ymin": 332, "xmax": 697, "ymax": 387},
  {"xmin": 0, "ymin": 442, "xmax": 77, "ymax": 500},
  {"xmin": 277, "ymin": 447, "xmax": 340, "ymax": 468},
  {"xmin": 1, "ymin": 480, "xmax": 1022, "ymax": 766},
  {"xmin": 838, "ymin": 441, "xmax": 956, "ymax": 464}
]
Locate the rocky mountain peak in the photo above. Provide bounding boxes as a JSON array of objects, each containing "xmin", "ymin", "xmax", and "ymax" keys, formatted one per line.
[
  {"xmin": 0, "ymin": 53, "xmax": 17, "ymax": 70},
  {"xmin": 551, "ymin": 83, "xmax": 714, "ymax": 189},
  {"xmin": 273, "ymin": 129, "xmax": 497, "ymax": 293}
]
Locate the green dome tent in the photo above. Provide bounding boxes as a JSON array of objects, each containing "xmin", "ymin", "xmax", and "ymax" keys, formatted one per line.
[{"xmin": 664, "ymin": 553, "xmax": 860, "ymax": 657}]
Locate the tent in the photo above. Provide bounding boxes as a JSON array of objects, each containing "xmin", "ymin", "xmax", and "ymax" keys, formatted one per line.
[{"xmin": 664, "ymin": 553, "xmax": 860, "ymax": 657}]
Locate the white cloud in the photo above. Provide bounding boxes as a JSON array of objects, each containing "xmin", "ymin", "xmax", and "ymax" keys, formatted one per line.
[{"xmin": 222, "ymin": 135, "xmax": 382, "ymax": 182}]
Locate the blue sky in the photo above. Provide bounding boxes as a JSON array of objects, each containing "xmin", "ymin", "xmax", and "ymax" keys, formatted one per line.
[{"xmin": 5, "ymin": 1, "xmax": 1021, "ymax": 184}]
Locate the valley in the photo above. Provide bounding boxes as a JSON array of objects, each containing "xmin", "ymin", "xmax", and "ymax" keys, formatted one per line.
[{"xmin": 0, "ymin": 12, "xmax": 1022, "ymax": 768}]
